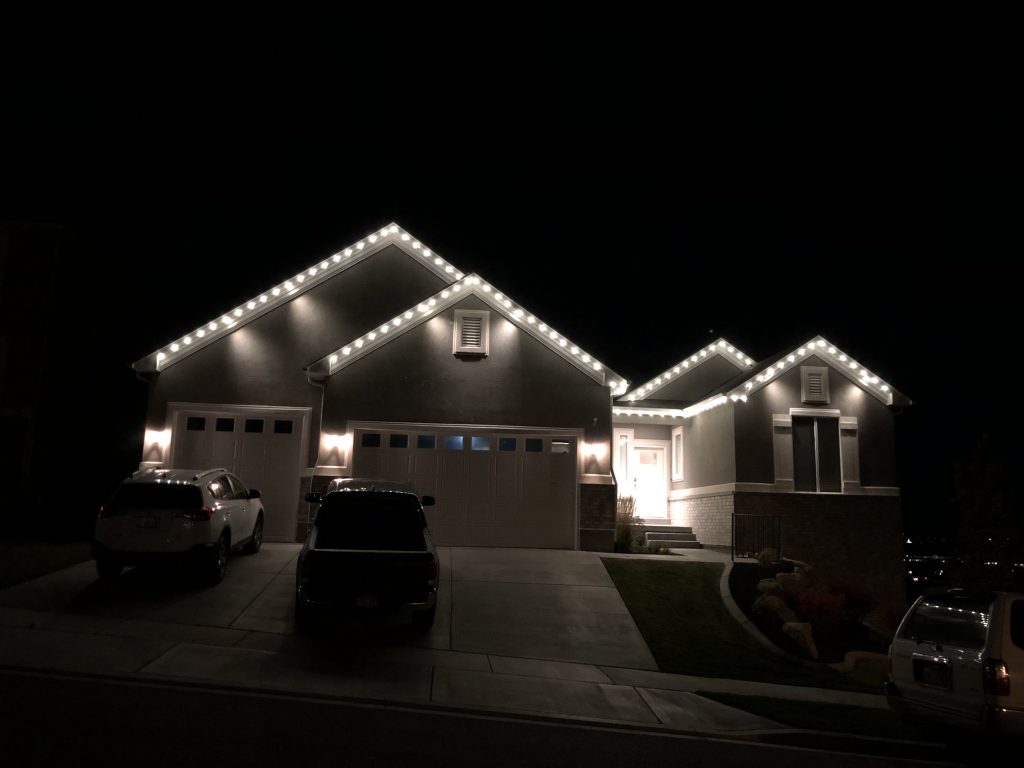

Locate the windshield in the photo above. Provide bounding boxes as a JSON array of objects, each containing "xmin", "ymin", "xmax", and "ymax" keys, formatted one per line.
[
  {"xmin": 900, "ymin": 594, "xmax": 993, "ymax": 650},
  {"xmin": 109, "ymin": 483, "xmax": 203, "ymax": 510},
  {"xmin": 314, "ymin": 492, "xmax": 426, "ymax": 551}
]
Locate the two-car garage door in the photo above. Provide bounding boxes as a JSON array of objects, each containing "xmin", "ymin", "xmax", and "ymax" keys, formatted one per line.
[{"xmin": 352, "ymin": 426, "xmax": 578, "ymax": 549}]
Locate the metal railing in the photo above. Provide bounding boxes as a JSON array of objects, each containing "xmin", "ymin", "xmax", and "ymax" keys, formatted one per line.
[{"xmin": 732, "ymin": 514, "xmax": 781, "ymax": 561}]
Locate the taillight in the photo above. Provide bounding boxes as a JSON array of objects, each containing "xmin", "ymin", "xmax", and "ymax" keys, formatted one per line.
[
  {"xmin": 172, "ymin": 507, "xmax": 214, "ymax": 521},
  {"xmin": 983, "ymin": 659, "xmax": 1010, "ymax": 696}
]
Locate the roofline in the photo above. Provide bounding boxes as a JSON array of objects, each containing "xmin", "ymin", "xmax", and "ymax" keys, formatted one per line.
[
  {"xmin": 306, "ymin": 274, "xmax": 628, "ymax": 392},
  {"xmin": 618, "ymin": 338, "xmax": 754, "ymax": 402},
  {"xmin": 132, "ymin": 223, "xmax": 464, "ymax": 373}
]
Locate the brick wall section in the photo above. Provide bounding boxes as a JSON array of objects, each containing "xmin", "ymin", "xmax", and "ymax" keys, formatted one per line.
[
  {"xmin": 579, "ymin": 483, "xmax": 615, "ymax": 552},
  {"xmin": 734, "ymin": 492, "xmax": 905, "ymax": 603},
  {"xmin": 670, "ymin": 494, "xmax": 734, "ymax": 547},
  {"xmin": 295, "ymin": 474, "xmax": 339, "ymax": 541}
]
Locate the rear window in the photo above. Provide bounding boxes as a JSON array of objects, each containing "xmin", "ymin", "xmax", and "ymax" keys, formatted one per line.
[
  {"xmin": 900, "ymin": 594, "xmax": 994, "ymax": 650},
  {"xmin": 314, "ymin": 492, "xmax": 426, "ymax": 551},
  {"xmin": 109, "ymin": 483, "xmax": 202, "ymax": 511}
]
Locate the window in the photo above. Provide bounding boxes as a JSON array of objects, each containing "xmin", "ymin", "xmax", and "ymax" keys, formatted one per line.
[
  {"xmin": 389, "ymin": 434, "xmax": 409, "ymax": 448},
  {"xmin": 416, "ymin": 434, "xmax": 436, "ymax": 449},
  {"xmin": 801, "ymin": 366, "xmax": 830, "ymax": 405},
  {"xmin": 274, "ymin": 419, "xmax": 293, "ymax": 434},
  {"xmin": 792, "ymin": 416, "xmax": 841, "ymax": 492},
  {"xmin": 1012, "ymin": 601, "xmax": 1024, "ymax": 650},
  {"xmin": 551, "ymin": 440, "xmax": 570, "ymax": 454},
  {"xmin": 186, "ymin": 416, "xmax": 206, "ymax": 431},
  {"xmin": 525, "ymin": 438, "xmax": 543, "ymax": 453},
  {"xmin": 215, "ymin": 417, "xmax": 235, "ymax": 432},
  {"xmin": 226, "ymin": 474, "xmax": 249, "ymax": 499},
  {"xmin": 361, "ymin": 432, "xmax": 381, "ymax": 448},
  {"xmin": 453, "ymin": 309, "xmax": 490, "ymax": 356},
  {"xmin": 498, "ymin": 437, "xmax": 517, "ymax": 452},
  {"xmin": 471, "ymin": 436, "xmax": 491, "ymax": 451},
  {"xmin": 245, "ymin": 419, "xmax": 264, "ymax": 433},
  {"xmin": 671, "ymin": 426, "xmax": 683, "ymax": 481},
  {"xmin": 444, "ymin": 435, "xmax": 464, "ymax": 450},
  {"xmin": 208, "ymin": 476, "xmax": 230, "ymax": 500}
]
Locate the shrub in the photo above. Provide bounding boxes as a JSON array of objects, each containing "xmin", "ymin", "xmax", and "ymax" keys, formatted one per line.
[
  {"xmin": 615, "ymin": 496, "xmax": 643, "ymax": 553},
  {"xmin": 832, "ymin": 581, "xmax": 875, "ymax": 623},
  {"xmin": 756, "ymin": 547, "xmax": 779, "ymax": 566},
  {"xmin": 794, "ymin": 587, "xmax": 847, "ymax": 638}
]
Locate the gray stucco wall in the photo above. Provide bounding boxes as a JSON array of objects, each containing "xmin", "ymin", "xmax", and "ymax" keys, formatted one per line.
[
  {"xmin": 321, "ymin": 295, "xmax": 614, "ymax": 454},
  {"xmin": 632, "ymin": 424, "xmax": 671, "ymax": 441},
  {"xmin": 143, "ymin": 245, "xmax": 447, "ymax": 465},
  {"xmin": 675, "ymin": 402, "xmax": 736, "ymax": 489},
  {"xmin": 733, "ymin": 354, "xmax": 898, "ymax": 487}
]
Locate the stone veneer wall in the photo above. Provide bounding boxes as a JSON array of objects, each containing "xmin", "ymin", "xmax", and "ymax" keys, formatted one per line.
[
  {"xmin": 669, "ymin": 494, "xmax": 734, "ymax": 547},
  {"xmin": 734, "ymin": 492, "xmax": 905, "ymax": 603},
  {"xmin": 579, "ymin": 483, "xmax": 615, "ymax": 552}
]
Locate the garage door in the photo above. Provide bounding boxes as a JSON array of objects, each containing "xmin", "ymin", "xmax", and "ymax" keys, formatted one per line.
[
  {"xmin": 170, "ymin": 407, "xmax": 307, "ymax": 542},
  {"xmin": 352, "ymin": 426, "xmax": 577, "ymax": 549}
]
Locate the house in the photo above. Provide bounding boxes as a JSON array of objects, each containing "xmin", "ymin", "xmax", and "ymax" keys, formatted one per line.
[{"xmin": 132, "ymin": 224, "xmax": 910, "ymax": 598}]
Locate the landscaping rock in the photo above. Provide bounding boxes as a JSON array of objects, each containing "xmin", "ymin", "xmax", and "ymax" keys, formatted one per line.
[
  {"xmin": 752, "ymin": 594, "xmax": 798, "ymax": 624},
  {"xmin": 756, "ymin": 578, "xmax": 784, "ymax": 596},
  {"xmin": 782, "ymin": 621, "xmax": 819, "ymax": 660}
]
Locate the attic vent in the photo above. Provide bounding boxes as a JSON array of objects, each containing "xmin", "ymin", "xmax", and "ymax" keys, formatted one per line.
[
  {"xmin": 453, "ymin": 310, "xmax": 490, "ymax": 356},
  {"xmin": 801, "ymin": 366, "xmax": 830, "ymax": 405}
]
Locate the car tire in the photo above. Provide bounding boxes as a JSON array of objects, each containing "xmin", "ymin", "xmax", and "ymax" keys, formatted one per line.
[
  {"xmin": 411, "ymin": 603, "xmax": 436, "ymax": 631},
  {"xmin": 294, "ymin": 598, "xmax": 315, "ymax": 633},
  {"xmin": 242, "ymin": 514, "xmax": 263, "ymax": 555},
  {"xmin": 96, "ymin": 557, "xmax": 122, "ymax": 580},
  {"xmin": 204, "ymin": 535, "xmax": 229, "ymax": 586}
]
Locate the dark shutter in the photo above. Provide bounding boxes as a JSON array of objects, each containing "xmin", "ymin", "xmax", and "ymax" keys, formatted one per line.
[
  {"xmin": 816, "ymin": 417, "xmax": 841, "ymax": 492},
  {"xmin": 792, "ymin": 416, "xmax": 817, "ymax": 492}
]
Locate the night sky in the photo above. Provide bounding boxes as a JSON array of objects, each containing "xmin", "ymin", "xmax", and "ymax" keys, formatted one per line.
[{"xmin": 1, "ymin": 29, "xmax": 1018, "ymax": 540}]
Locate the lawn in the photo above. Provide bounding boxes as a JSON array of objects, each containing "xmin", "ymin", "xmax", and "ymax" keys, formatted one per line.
[
  {"xmin": 0, "ymin": 540, "xmax": 93, "ymax": 589},
  {"xmin": 601, "ymin": 558, "xmax": 880, "ymax": 692}
]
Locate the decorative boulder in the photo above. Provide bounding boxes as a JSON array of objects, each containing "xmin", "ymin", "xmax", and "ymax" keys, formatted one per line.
[
  {"xmin": 756, "ymin": 578, "xmax": 784, "ymax": 596},
  {"xmin": 782, "ymin": 621, "xmax": 819, "ymax": 660},
  {"xmin": 753, "ymin": 594, "xmax": 798, "ymax": 624}
]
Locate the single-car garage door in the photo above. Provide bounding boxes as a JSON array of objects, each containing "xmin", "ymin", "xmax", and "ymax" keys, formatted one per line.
[
  {"xmin": 352, "ymin": 426, "xmax": 578, "ymax": 549},
  {"xmin": 170, "ymin": 406, "xmax": 308, "ymax": 542}
]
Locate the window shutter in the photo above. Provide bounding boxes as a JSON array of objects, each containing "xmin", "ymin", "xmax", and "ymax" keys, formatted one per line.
[{"xmin": 801, "ymin": 366, "xmax": 829, "ymax": 404}]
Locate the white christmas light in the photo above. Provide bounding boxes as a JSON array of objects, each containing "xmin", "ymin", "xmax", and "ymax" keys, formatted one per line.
[
  {"xmin": 184, "ymin": 336, "xmax": 192, "ymax": 345},
  {"xmin": 197, "ymin": 330, "xmax": 205, "ymax": 338}
]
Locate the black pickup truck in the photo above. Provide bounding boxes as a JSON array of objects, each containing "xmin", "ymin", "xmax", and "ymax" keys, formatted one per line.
[{"xmin": 295, "ymin": 480, "xmax": 438, "ymax": 631}]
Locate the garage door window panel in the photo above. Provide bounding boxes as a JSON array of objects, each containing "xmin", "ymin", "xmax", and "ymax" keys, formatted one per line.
[
  {"xmin": 186, "ymin": 417, "xmax": 206, "ymax": 431},
  {"xmin": 216, "ymin": 418, "xmax": 235, "ymax": 432},
  {"xmin": 416, "ymin": 434, "xmax": 436, "ymax": 449},
  {"xmin": 445, "ymin": 435, "xmax": 464, "ymax": 450},
  {"xmin": 361, "ymin": 432, "xmax": 382, "ymax": 448},
  {"xmin": 389, "ymin": 434, "xmax": 409, "ymax": 448}
]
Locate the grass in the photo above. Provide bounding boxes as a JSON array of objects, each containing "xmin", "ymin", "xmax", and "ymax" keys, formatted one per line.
[
  {"xmin": 601, "ymin": 558, "xmax": 881, "ymax": 692},
  {"xmin": 695, "ymin": 691, "xmax": 934, "ymax": 741},
  {"xmin": 0, "ymin": 539, "xmax": 93, "ymax": 589}
]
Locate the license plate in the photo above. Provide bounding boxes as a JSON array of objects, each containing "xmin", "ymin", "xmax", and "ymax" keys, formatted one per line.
[
  {"xmin": 917, "ymin": 662, "xmax": 951, "ymax": 690},
  {"xmin": 355, "ymin": 596, "xmax": 380, "ymax": 608},
  {"xmin": 136, "ymin": 516, "xmax": 160, "ymax": 529}
]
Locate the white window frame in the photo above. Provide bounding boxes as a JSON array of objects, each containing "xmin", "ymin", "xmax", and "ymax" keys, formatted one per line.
[
  {"xmin": 453, "ymin": 309, "xmax": 490, "ymax": 356},
  {"xmin": 671, "ymin": 425, "xmax": 684, "ymax": 482}
]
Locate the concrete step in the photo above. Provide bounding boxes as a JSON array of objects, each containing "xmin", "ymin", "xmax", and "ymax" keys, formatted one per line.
[
  {"xmin": 638, "ymin": 525, "xmax": 694, "ymax": 534},
  {"xmin": 653, "ymin": 540, "xmax": 704, "ymax": 550},
  {"xmin": 646, "ymin": 532, "xmax": 697, "ymax": 542}
]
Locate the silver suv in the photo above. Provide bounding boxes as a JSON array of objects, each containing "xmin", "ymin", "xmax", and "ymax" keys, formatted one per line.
[{"xmin": 93, "ymin": 467, "xmax": 265, "ymax": 584}]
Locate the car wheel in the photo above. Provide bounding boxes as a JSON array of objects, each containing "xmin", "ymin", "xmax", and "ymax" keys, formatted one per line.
[
  {"xmin": 204, "ymin": 535, "xmax": 228, "ymax": 585},
  {"xmin": 411, "ymin": 603, "xmax": 436, "ymax": 631},
  {"xmin": 242, "ymin": 514, "xmax": 263, "ymax": 555},
  {"xmin": 96, "ymin": 557, "xmax": 122, "ymax": 580},
  {"xmin": 294, "ymin": 598, "xmax": 315, "ymax": 633}
]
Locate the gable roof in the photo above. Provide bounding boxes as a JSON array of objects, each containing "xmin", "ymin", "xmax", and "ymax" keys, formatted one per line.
[
  {"xmin": 306, "ymin": 274, "xmax": 628, "ymax": 393},
  {"xmin": 132, "ymin": 223, "xmax": 464, "ymax": 373},
  {"xmin": 618, "ymin": 338, "xmax": 754, "ymax": 402}
]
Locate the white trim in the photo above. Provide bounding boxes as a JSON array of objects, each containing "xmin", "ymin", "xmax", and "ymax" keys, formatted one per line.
[
  {"xmin": 669, "ymin": 481, "xmax": 899, "ymax": 497},
  {"xmin": 136, "ymin": 224, "xmax": 463, "ymax": 373},
  {"xmin": 790, "ymin": 407, "xmax": 841, "ymax": 418},
  {"xmin": 671, "ymin": 425, "xmax": 684, "ymax": 482},
  {"xmin": 620, "ymin": 337, "xmax": 754, "ymax": 402},
  {"xmin": 311, "ymin": 275, "xmax": 625, "ymax": 390}
]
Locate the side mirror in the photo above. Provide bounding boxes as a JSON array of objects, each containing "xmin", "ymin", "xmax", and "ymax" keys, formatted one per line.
[
  {"xmin": 248, "ymin": 489, "xmax": 261, "ymax": 499},
  {"xmin": 304, "ymin": 492, "xmax": 323, "ymax": 504},
  {"xmin": 421, "ymin": 495, "xmax": 435, "ymax": 507}
]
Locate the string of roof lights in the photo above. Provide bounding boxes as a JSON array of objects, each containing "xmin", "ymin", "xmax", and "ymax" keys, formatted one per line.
[
  {"xmin": 613, "ymin": 336, "xmax": 895, "ymax": 420},
  {"xmin": 320, "ymin": 274, "xmax": 629, "ymax": 394},
  {"xmin": 145, "ymin": 224, "xmax": 463, "ymax": 371},
  {"xmin": 622, "ymin": 339, "xmax": 755, "ymax": 402}
]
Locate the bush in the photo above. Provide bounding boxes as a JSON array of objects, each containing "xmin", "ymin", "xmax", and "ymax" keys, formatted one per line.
[
  {"xmin": 832, "ymin": 581, "xmax": 875, "ymax": 623},
  {"xmin": 756, "ymin": 547, "xmax": 779, "ymax": 566},
  {"xmin": 794, "ymin": 587, "xmax": 847, "ymax": 639},
  {"xmin": 615, "ymin": 496, "xmax": 643, "ymax": 553}
]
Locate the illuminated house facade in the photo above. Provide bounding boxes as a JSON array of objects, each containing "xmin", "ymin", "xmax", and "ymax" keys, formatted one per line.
[{"xmin": 132, "ymin": 224, "xmax": 910, "ymax": 595}]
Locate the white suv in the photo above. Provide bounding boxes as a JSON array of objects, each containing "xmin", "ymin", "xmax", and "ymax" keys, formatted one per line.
[
  {"xmin": 888, "ymin": 586, "xmax": 1024, "ymax": 734},
  {"xmin": 93, "ymin": 467, "xmax": 265, "ymax": 584}
]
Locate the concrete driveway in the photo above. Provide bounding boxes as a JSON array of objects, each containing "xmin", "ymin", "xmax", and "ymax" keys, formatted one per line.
[{"xmin": 0, "ymin": 544, "xmax": 801, "ymax": 734}]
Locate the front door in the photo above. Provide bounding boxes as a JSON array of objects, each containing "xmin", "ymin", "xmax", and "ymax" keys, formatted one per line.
[{"xmin": 631, "ymin": 444, "xmax": 667, "ymax": 520}]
